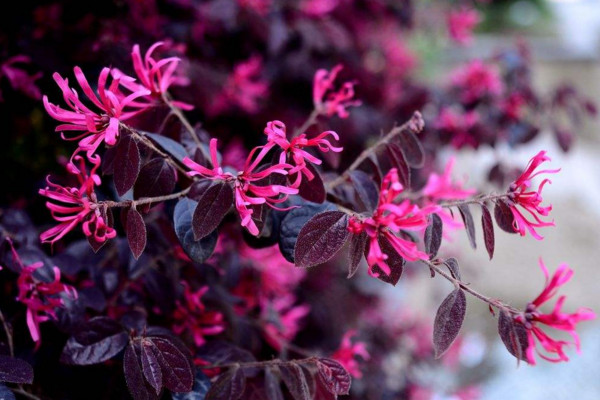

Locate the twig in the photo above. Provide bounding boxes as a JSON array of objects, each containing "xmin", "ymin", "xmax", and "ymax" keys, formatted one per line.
[
  {"xmin": 13, "ymin": 388, "xmax": 42, "ymax": 400},
  {"xmin": 100, "ymin": 187, "xmax": 192, "ymax": 209},
  {"xmin": 0, "ymin": 309, "xmax": 14, "ymax": 357},
  {"xmin": 438, "ymin": 193, "xmax": 510, "ymax": 209},
  {"xmin": 293, "ymin": 109, "xmax": 320, "ymax": 138},
  {"xmin": 197, "ymin": 357, "xmax": 319, "ymax": 370}
]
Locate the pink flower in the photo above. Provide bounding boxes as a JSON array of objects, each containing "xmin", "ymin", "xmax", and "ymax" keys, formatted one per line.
[
  {"xmin": 237, "ymin": 0, "xmax": 271, "ymax": 15},
  {"xmin": 447, "ymin": 8, "xmax": 481, "ymax": 46},
  {"xmin": 313, "ymin": 65, "xmax": 361, "ymax": 118},
  {"xmin": 211, "ymin": 56, "xmax": 269, "ymax": 115},
  {"xmin": 423, "ymin": 157, "xmax": 476, "ymax": 201},
  {"xmin": 300, "ymin": 0, "xmax": 339, "ymax": 16},
  {"xmin": 183, "ymin": 138, "xmax": 235, "ymax": 181},
  {"xmin": 450, "ymin": 60, "xmax": 504, "ymax": 104},
  {"xmin": 434, "ymin": 108, "xmax": 480, "ymax": 149},
  {"xmin": 506, "ymin": 151, "xmax": 560, "ymax": 240},
  {"xmin": 515, "ymin": 259, "xmax": 595, "ymax": 365},
  {"xmin": 43, "ymin": 67, "xmax": 150, "ymax": 158},
  {"xmin": 39, "ymin": 154, "xmax": 116, "ymax": 245},
  {"xmin": 348, "ymin": 169, "xmax": 438, "ymax": 277},
  {"xmin": 262, "ymin": 294, "xmax": 310, "ymax": 351},
  {"xmin": 0, "ymin": 55, "xmax": 42, "ymax": 101},
  {"xmin": 331, "ymin": 330, "xmax": 370, "ymax": 378},
  {"xmin": 264, "ymin": 120, "xmax": 342, "ymax": 186},
  {"xmin": 172, "ymin": 282, "xmax": 226, "ymax": 347}
]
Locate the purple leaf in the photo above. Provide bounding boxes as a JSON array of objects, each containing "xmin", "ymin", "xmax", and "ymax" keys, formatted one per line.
[
  {"xmin": 205, "ymin": 367, "xmax": 246, "ymax": 400},
  {"xmin": 481, "ymin": 204, "xmax": 495, "ymax": 260},
  {"xmin": 433, "ymin": 289, "xmax": 467, "ymax": 358},
  {"xmin": 494, "ymin": 199, "xmax": 517, "ymax": 234},
  {"xmin": 297, "ymin": 164, "xmax": 326, "ymax": 204},
  {"xmin": 457, "ymin": 204, "xmax": 476, "ymax": 249},
  {"xmin": 280, "ymin": 363, "xmax": 311, "ymax": 400},
  {"xmin": 114, "ymin": 134, "xmax": 141, "ymax": 196},
  {"xmin": 134, "ymin": 158, "xmax": 177, "ymax": 200},
  {"xmin": 385, "ymin": 143, "xmax": 411, "ymax": 187},
  {"xmin": 149, "ymin": 337, "xmax": 194, "ymax": 392},
  {"xmin": 294, "ymin": 211, "xmax": 350, "ymax": 268},
  {"xmin": 126, "ymin": 208, "xmax": 147, "ymax": 259},
  {"xmin": 316, "ymin": 358, "xmax": 351, "ymax": 395},
  {"xmin": 172, "ymin": 370, "xmax": 211, "ymax": 400},
  {"xmin": 0, "ymin": 383, "xmax": 15, "ymax": 400},
  {"xmin": 424, "ymin": 213, "xmax": 443, "ymax": 258},
  {"xmin": 141, "ymin": 340, "xmax": 163, "ymax": 395},
  {"xmin": 87, "ymin": 207, "xmax": 113, "ymax": 253},
  {"xmin": 192, "ymin": 181, "xmax": 233, "ymax": 240},
  {"xmin": 264, "ymin": 367, "xmax": 284, "ymax": 400},
  {"xmin": 174, "ymin": 198, "xmax": 218, "ymax": 263},
  {"xmin": 124, "ymin": 344, "xmax": 158, "ymax": 400},
  {"xmin": 395, "ymin": 129, "xmax": 424, "ymax": 168},
  {"xmin": 349, "ymin": 170, "xmax": 379, "ymax": 212},
  {"xmin": 347, "ymin": 232, "xmax": 367, "ymax": 278},
  {"xmin": 0, "ymin": 356, "xmax": 33, "ymax": 384},
  {"xmin": 498, "ymin": 311, "xmax": 529, "ymax": 363},
  {"xmin": 60, "ymin": 317, "xmax": 128, "ymax": 365},
  {"xmin": 443, "ymin": 258, "xmax": 461, "ymax": 280},
  {"xmin": 365, "ymin": 235, "xmax": 405, "ymax": 286}
]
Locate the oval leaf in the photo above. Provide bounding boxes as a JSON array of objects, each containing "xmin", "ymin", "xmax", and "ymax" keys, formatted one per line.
[
  {"xmin": 174, "ymin": 198, "xmax": 218, "ymax": 263},
  {"xmin": 395, "ymin": 129, "xmax": 424, "ymax": 168},
  {"xmin": 424, "ymin": 213, "xmax": 443, "ymax": 258},
  {"xmin": 443, "ymin": 258, "xmax": 461, "ymax": 280},
  {"xmin": 494, "ymin": 198, "xmax": 517, "ymax": 234},
  {"xmin": 280, "ymin": 363, "xmax": 310, "ymax": 400},
  {"xmin": 481, "ymin": 204, "xmax": 495, "ymax": 260},
  {"xmin": 316, "ymin": 358, "xmax": 351, "ymax": 396},
  {"xmin": 192, "ymin": 181, "xmax": 233, "ymax": 240},
  {"xmin": 115, "ymin": 134, "xmax": 141, "ymax": 196},
  {"xmin": 134, "ymin": 158, "xmax": 177, "ymax": 200},
  {"xmin": 347, "ymin": 232, "xmax": 367, "ymax": 279},
  {"xmin": 365, "ymin": 235, "xmax": 405, "ymax": 286},
  {"xmin": 498, "ymin": 311, "xmax": 529, "ymax": 363},
  {"xmin": 297, "ymin": 164, "xmax": 326, "ymax": 204},
  {"xmin": 124, "ymin": 344, "xmax": 158, "ymax": 400},
  {"xmin": 0, "ymin": 356, "xmax": 33, "ymax": 384},
  {"xmin": 385, "ymin": 143, "xmax": 411, "ymax": 187},
  {"xmin": 149, "ymin": 337, "xmax": 194, "ymax": 392},
  {"xmin": 264, "ymin": 367, "xmax": 284, "ymax": 400},
  {"xmin": 126, "ymin": 208, "xmax": 147, "ymax": 259},
  {"xmin": 433, "ymin": 289, "xmax": 467, "ymax": 358},
  {"xmin": 349, "ymin": 170, "xmax": 379, "ymax": 212},
  {"xmin": 141, "ymin": 340, "xmax": 163, "ymax": 395},
  {"xmin": 205, "ymin": 367, "xmax": 245, "ymax": 400},
  {"xmin": 172, "ymin": 370, "xmax": 211, "ymax": 400},
  {"xmin": 61, "ymin": 326, "xmax": 128, "ymax": 366},
  {"xmin": 457, "ymin": 204, "xmax": 476, "ymax": 249},
  {"xmin": 294, "ymin": 211, "xmax": 350, "ymax": 268}
]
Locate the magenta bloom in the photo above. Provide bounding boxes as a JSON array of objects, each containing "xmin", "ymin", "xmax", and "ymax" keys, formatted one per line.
[
  {"xmin": 262, "ymin": 294, "xmax": 310, "ymax": 351},
  {"xmin": 447, "ymin": 8, "xmax": 481, "ymax": 45},
  {"xmin": 332, "ymin": 330, "xmax": 370, "ymax": 378},
  {"xmin": 450, "ymin": 60, "xmax": 504, "ymax": 104},
  {"xmin": 263, "ymin": 120, "xmax": 342, "ymax": 186},
  {"xmin": 300, "ymin": 0, "xmax": 339, "ymax": 16},
  {"xmin": 515, "ymin": 259, "xmax": 595, "ymax": 365},
  {"xmin": 348, "ymin": 169, "xmax": 438, "ymax": 277},
  {"xmin": 423, "ymin": 157, "xmax": 475, "ymax": 201},
  {"xmin": 507, "ymin": 150, "xmax": 560, "ymax": 240},
  {"xmin": 0, "ymin": 55, "xmax": 42, "ymax": 101},
  {"xmin": 43, "ymin": 67, "xmax": 150, "ymax": 157},
  {"xmin": 39, "ymin": 155, "xmax": 116, "ymax": 245},
  {"xmin": 313, "ymin": 64, "xmax": 361, "ymax": 118},
  {"xmin": 434, "ymin": 108, "xmax": 480, "ymax": 149},
  {"xmin": 172, "ymin": 283, "xmax": 226, "ymax": 347}
]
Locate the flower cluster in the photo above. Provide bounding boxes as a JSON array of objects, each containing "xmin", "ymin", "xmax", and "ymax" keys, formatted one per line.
[
  {"xmin": 515, "ymin": 259, "xmax": 595, "ymax": 364},
  {"xmin": 447, "ymin": 8, "xmax": 481, "ymax": 46},
  {"xmin": 313, "ymin": 64, "xmax": 361, "ymax": 119},
  {"xmin": 332, "ymin": 330, "xmax": 370, "ymax": 378},
  {"xmin": 0, "ymin": 55, "xmax": 42, "ymax": 101},
  {"xmin": 450, "ymin": 60, "xmax": 504, "ymax": 104}
]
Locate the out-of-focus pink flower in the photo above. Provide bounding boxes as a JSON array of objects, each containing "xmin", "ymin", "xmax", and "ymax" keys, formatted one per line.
[
  {"xmin": 262, "ymin": 294, "xmax": 310, "ymax": 351},
  {"xmin": 409, "ymin": 386, "xmax": 480, "ymax": 400},
  {"xmin": 423, "ymin": 157, "xmax": 475, "ymax": 201},
  {"xmin": 450, "ymin": 60, "xmax": 504, "ymax": 104},
  {"xmin": 514, "ymin": 259, "xmax": 595, "ymax": 365},
  {"xmin": 348, "ymin": 169, "xmax": 438, "ymax": 277},
  {"xmin": 313, "ymin": 65, "xmax": 361, "ymax": 118},
  {"xmin": 447, "ymin": 8, "xmax": 481, "ymax": 46},
  {"xmin": 238, "ymin": 0, "xmax": 272, "ymax": 15},
  {"xmin": 39, "ymin": 155, "xmax": 116, "ymax": 245},
  {"xmin": 43, "ymin": 67, "xmax": 150, "ymax": 158},
  {"xmin": 211, "ymin": 56, "xmax": 269, "ymax": 115},
  {"xmin": 0, "ymin": 55, "xmax": 42, "ymax": 101},
  {"xmin": 506, "ymin": 150, "xmax": 559, "ymax": 240},
  {"xmin": 501, "ymin": 93, "xmax": 526, "ymax": 121},
  {"xmin": 332, "ymin": 330, "xmax": 370, "ymax": 378},
  {"xmin": 435, "ymin": 108, "xmax": 481, "ymax": 149},
  {"xmin": 300, "ymin": 0, "xmax": 339, "ymax": 16},
  {"xmin": 172, "ymin": 282, "xmax": 226, "ymax": 347},
  {"xmin": 264, "ymin": 120, "xmax": 342, "ymax": 186}
]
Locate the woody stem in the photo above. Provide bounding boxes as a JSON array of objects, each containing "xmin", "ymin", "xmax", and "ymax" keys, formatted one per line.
[
  {"xmin": 197, "ymin": 357, "xmax": 319, "ymax": 370},
  {"xmin": 100, "ymin": 187, "xmax": 192, "ymax": 209},
  {"xmin": 293, "ymin": 109, "xmax": 320, "ymax": 138},
  {"xmin": 439, "ymin": 193, "xmax": 512, "ymax": 209}
]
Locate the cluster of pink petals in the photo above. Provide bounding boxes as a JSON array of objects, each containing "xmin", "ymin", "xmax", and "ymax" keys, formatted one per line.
[
  {"xmin": 507, "ymin": 150, "xmax": 560, "ymax": 240},
  {"xmin": 300, "ymin": 0, "xmax": 339, "ymax": 16},
  {"xmin": 409, "ymin": 386, "xmax": 480, "ymax": 400},
  {"xmin": 211, "ymin": 56, "xmax": 268, "ymax": 115},
  {"xmin": 348, "ymin": 169, "xmax": 439, "ymax": 278},
  {"xmin": 172, "ymin": 282, "xmax": 226, "ymax": 347},
  {"xmin": 331, "ymin": 330, "xmax": 370, "ymax": 378},
  {"xmin": 450, "ymin": 60, "xmax": 504, "ymax": 104},
  {"xmin": 435, "ymin": 108, "xmax": 480, "ymax": 149},
  {"xmin": 313, "ymin": 64, "xmax": 361, "ymax": 118},
  {"xmin": 515, "ymin": 259, "xmax": 595, "ymax": 365},
  {"xmin": 447, "ymin": 8, "xmax": 481, "ymax": 46},
  {"xmin": 0, "ymin": 55, "xmax": 42, "ymax": 101},
  {"xmin": 39, "ymin": 155, "xmax": 116, "ymax": 245},
  {"xmin": 262, "ymin": 294, "xmax": 310, "ymax": 351},
  {"xmin": 263, "ymin": 120, "xmax": 342, "ymax": 186}
]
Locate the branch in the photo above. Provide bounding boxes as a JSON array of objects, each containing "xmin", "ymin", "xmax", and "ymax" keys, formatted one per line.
[
  {"xmin": 293, "ymin": 109, "xmax": 320, "ymax": 138},
  {"xmin": 438, "ymin": 193, "xmax": 511, "ymax": 209},
  {"xmin": 99, "ymin": 187, "xmax": 192, "ymax": 209},
  {"xmin": 0, "ymin": 309, "xmax": 13, "ymax": 357},
  {"xmin": 197, "ymin": 357, "xmax": 319, "ymax": 371}
]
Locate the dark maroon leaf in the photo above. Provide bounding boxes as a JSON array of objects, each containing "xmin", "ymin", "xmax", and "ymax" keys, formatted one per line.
[
  {"xmin": 87, "ymin": 207, "xmax": 113, "ymax": 253},
  {"xmin": 457, "ymin": 204, "xmax": 476, "ymax": 249},
  {"xmin": 349, "ymin": 170, "xmax": 379, "ymax": 212},
  {"xmin": 357, "ymin": 153, "xmax": 382, "ymax": 186},
  {"xmin": 280, "ymin": 363, "xmax": 310, "ymax": 400},
  {"xmin": 498, "ymin": 311, "xmax": 529, "ymax": 363},
  {"xmin": 102, "ymin": 146, "xmax": 117, "ymax": 175},
  {"xmin": 481, "ymin": 204, "xmax": 495, "ymax": 260},
  {"xmin": 197, "ymin": 341, "xmax": 256, "ymax": 366},
  {"xmin": 385, "ymin": 143, "xmax": 411, "ymax": 187},
  {"xmin": 347, "ymin": 232, "xmax": 367, "ymax": 278},
  {"xmin": 126, "ymin": 208, "xmax": 147, "ymax": 259},
  {"xmin": 316, "ymin": 358, "xmax": 351, "ymax": 395},
  {"xmin": 395, "ymin": 129, "xmax": 424, "ymax": 168},
  {"xmin": 192, "ymin": 181, "xmax": 233, "ymax": 240},
  {"xmin": 134, "ymin": 158, "xmax": 177, "ymax": 200},
  {"xmin": 174, "ymin": 198, "xmax": 218, "ymax": 263},
  {"xmin": 297, "ymin": 163, "xmax": 326, "ymax": 204},
  {"xmin": 424, "ymin": 213, "xmax": 443, "ymax": 258},
  {"xmin": 443, "ymin": 258, "xmax": 461, "ymax": 280},
  {"xmin": 149, "ymin": 337, "xmax": 194, "ymax": 392},
  {"xmin": 294, "ymin": 211, "xmax": 350, "ymax": 268},
  {"xmin": 141, "ymin": 340, "xmax": 163, "ymax": 395},
  {"xmin": 264, "ymin": 367, "xmax": 284, "ymax": 400},
  {"xmin": 124, "ymin": 344, "xmax": 158, "ymax": 400},
  {"xmin": 365, "ymin": 234, "xmax": 405, "ymax": 286},
  {"xmin": 433, "ymin": 289, "xmax": 467, "ymax": 358},
  {"xmin": 0, "ymin": 356, "xmax": 33, "ymax": 384},
  {"xmin": 494, "ymin": 199, "xmax": 517, "ymax": 234},
  {"xmin": 172, "ymin": 370, "xmax": 211, "ymax": 400},
  {"xmin": 205, "ymin": 367, "xmax": 246, "ymax": 400},
  {"xmin": 114, "ymin": 134, "xmax": 141, "ymax": 196},
  {"xmin": 61, "ymin": 317, "xmax": 128, "ymax": 365}
]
